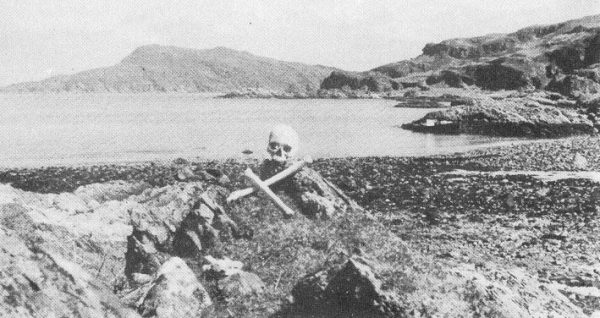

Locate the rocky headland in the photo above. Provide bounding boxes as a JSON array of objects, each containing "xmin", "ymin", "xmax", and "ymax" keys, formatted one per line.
[
  {"xmin": 1, "ymin": 136, "xmax": 600, "ymax": 317},
  {"xmin": 210, "ymin": 15, "xmax": 600, "ymax": 138},
  {"xmin": 321, "ymin": 15, "xmax": 600, "ymax": 97},
  {"xmin": 400, "ymin": 89, "xmax": 598, "ymax": 137},
  {"xmin": 316, "ymin": 14, "xmax": 600, "ymax": 138},
  {"xmin": 0, "ymin": 45, "xmax": 337, "ymax": 94}
]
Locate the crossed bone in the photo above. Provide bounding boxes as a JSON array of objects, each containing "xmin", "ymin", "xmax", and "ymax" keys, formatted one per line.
[{"xmin": 227, "ymin": 156, "xmax": 312, "ymax": 217}]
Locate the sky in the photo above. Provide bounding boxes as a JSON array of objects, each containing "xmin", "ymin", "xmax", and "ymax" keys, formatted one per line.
[{"xmin": 1, "ymin": 0, "xmax": 599, "ymax": 86}]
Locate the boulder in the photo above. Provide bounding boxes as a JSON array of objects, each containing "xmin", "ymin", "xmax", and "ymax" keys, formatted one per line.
[
  {"xmin": 202, "ymin": 255, "xmax": 244, "ymax": 278},
  {"xmin": 573, "ymin": 152, "xmax": 589, "ymax": 170},
  {"xmin": 202, "ymin": 255, "xmax": 265, "ymax": 298},
  {"xmin": 219, "ymin": 272, "xmax": 265, "ymax": 297},
  {"xmin": 137, "ymin": 257, "xmax": 212, "ymax": 318},
  {"xmin": 289, "ymin": 256, "xmax": 403, "ymax": 317}
]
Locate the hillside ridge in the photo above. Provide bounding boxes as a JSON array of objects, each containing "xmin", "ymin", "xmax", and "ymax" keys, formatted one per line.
[
  {"xmin": 1, "ymin": 45, "xmax": 339, "ymax": 93},
  {"xmin": 322, "ymin": 14, "xmax": 600, "ymax": 96}
]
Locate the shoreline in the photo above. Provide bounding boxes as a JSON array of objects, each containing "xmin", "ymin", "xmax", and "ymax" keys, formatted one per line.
[
  {"xmin": 1, "ymin": 135, "xmax": 599, "ymax": 194},
  {"xmin": 2, "ymin": 132, "xmax": 599, "ymax": 315},
  {"xmin": 0, "ymin": 136, "xmax": 567, "ymax": 170}
]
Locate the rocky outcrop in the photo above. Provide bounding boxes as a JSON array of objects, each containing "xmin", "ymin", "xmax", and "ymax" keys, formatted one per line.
[
  {"xmin": 402, "ymin": 96, "xmax": 595, "ymax": 137},
  {"xmin": 0, "ymin": 177, "xmax": 263, "ymax": 317},
  {"xmin": 1, "ymin": 45, "xmax": 337, "ymax": 94},
  {"xmin": 547, "ymin": 74, "xmax": 600, "ymax": 100},
  {"xmin": 577, "ymin": 64, "xmax": 600, "ymax": 82},
  {"xmin": 124, "ymin": 183, "xmax": 238, "ymax": 278},
  {"xmin": 0, "ymin": 206, "xmax": 137, "ymax": 317},
  {"xmin": 284, "ymin": 256, "xmax": 586, "ymax": 317},
  {"xmin": 465, "ymin": 57, "xmax": 546, "ymax": 90},
  {"xmin": 1, "ymin": 158, "xmax": 599, "ymax": 316},
  {"xmin": 322, "ymin": 14, "xmax": 600, "ymax": 97},
  {"xmin": 320, "ymin": 71, "xmax": 399, "ymax": 92}
]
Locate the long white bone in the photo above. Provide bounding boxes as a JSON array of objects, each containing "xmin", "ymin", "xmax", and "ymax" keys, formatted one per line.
[
  {"xmin": 244, "ymin": 168, "xmax": 295, "ymax": 217},
  {"xmin": 226, "ymin": 156, "xmax": 312, "ymax": 203}
]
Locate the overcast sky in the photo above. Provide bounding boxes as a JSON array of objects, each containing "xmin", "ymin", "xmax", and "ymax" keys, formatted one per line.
[{"xmin": 1, "ymin": 0, "xmax": 599, "ymax": 86}]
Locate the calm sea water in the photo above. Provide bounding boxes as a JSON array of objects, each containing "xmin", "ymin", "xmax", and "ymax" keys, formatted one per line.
[{"xmin": 0, "ymin": 94, "xmax": 522, "ymax": 167}]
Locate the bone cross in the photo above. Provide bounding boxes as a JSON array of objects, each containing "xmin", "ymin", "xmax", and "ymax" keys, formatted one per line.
[
  {"xmin": 243, "ymin": 168, "xmax": 296, "ymax": 217},
  {"xmin": 227, "ymin": 156, "xmax": 312, "ymax": 203}
]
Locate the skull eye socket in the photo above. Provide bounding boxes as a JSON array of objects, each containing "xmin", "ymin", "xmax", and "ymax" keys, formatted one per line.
[{"xmin": 268, "ymin": 142, "xmax": 292, "ymax": 153}]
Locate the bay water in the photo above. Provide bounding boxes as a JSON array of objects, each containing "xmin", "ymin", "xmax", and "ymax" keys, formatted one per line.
[{"xmin": 0, "ymin": 94, "xmax": 523, "ymax": 167}]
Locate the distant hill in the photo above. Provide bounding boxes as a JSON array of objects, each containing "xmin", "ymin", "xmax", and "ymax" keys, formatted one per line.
[
  {"xmin": 322, "ymin": 14, "xmax": 600, "ymax": 98},
  {"xmin": 1, "ymin": 45, "xmax": 338, "ymax": 93}
]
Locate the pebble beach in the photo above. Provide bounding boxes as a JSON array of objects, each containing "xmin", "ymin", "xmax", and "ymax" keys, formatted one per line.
[{"xmin": 2, "ymin": 135, "xmax": 600, "ymax": 315}]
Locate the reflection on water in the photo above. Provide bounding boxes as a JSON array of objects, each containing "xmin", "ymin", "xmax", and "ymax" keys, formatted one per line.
[{"xmin": 0, "ymin": 94, "xmax": 523, "ymax": 167}]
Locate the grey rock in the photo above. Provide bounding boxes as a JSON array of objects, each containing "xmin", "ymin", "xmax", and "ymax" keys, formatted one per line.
[
  {"xmin": 290, "ymin": 256, "xmax": 403, "ymax": 317},
  {"xmin": 219, "ymin": 271, "xmax": 265, "ymax": 297},
  {"xmin": 138, "ymin": 257, "xmax": 212, "ymax": 318},
  {"xmin": 0, "ymin": 227, "xmax": 138, "ymax": 318},
  {"xmin": 202, "ymin": 256, "xmax": 264, "ymax": 298},
  {"xmin": 125, "ymin": 183, "xmax": 236, "ymax": 278},
  {"xmin": 547, "ymin": 74, "xmax": 600, "ymax": 99}
]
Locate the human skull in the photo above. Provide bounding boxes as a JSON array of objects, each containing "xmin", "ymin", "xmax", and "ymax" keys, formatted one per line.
[{"xmin": 267, "ymin": 124, "xmax": 299, "ymax": 163}]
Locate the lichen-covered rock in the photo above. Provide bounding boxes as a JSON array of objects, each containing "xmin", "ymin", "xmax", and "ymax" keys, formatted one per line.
[
  {"xmin": 137, "ymin": 257, "xmax": 212, "ymax": 318},
  {"xmin": 0, "ymin": 226, "xmax": 138, "ymax": 318},
  {"xmin": 124, "ymin": 183, "xmax": 237, "ymax": 278},
  {"xmin": 0, "ymin": 184, "xmax": 135, "ymax": 283}
]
